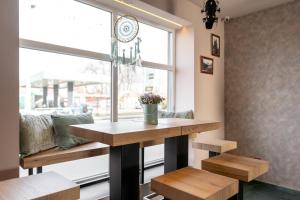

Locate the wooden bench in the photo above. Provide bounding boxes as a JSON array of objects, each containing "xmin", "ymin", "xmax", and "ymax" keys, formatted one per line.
[
  {"xmin": 202, "ymin": 153, "xmax": 269, "ymax": 200},
  {"xmin": 0, "ymin": 172, "xmax": 80, "ymax": 199},
  {"xmin": 192, "ymin": 139, "xmax": 237, "ymax": 157},
  {"xmin": 20, "ymin": 139, "xmax": 164, "ymax": 183},
  {"xmin": 20, "ymin": 142, "xmax": 109, "ymax": 175},
  {"xmin": 146, "ymin": 167, "xmax": 238, "ymax": 200}
]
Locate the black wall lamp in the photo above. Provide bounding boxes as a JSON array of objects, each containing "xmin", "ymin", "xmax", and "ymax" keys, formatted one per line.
[{"xmin": 201, "ymin": 0, "xmax": 221, "ymax": 29}]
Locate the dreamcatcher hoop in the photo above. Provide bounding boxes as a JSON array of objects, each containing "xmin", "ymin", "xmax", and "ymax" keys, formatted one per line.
[{"xmin": 114, "ymin": 15, "xmax": 139, "ymax": 43}]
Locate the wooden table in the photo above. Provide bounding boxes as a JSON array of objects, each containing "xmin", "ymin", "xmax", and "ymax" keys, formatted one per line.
[{"xmin": 71, "ymin": 118, "xmax": 222, "ymax": 200}]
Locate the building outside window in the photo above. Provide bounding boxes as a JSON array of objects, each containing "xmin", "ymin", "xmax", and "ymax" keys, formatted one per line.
[{"xmin": 19, "ymin": 0, "xmax": 174, "ymax": 181}]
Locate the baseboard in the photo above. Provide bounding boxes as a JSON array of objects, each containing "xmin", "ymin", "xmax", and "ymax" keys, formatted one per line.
[{"xmin": 0, "ymin": 168, "xmax": 19, "ymax": 181}]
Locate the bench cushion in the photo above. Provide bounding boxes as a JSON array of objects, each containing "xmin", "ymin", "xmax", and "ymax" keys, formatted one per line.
[
  {"xmin": 20, "ymin": 142, "xmax": 109, "ymax": 169},
  {"xmin": 159, "ymin": 110, "xmax": 194, "ymax": 119},
  {"xmin": 151, "ymin": 167, "xmax": 238, "ymax": 200},
  {"xmin": 174, "ymin": 110, "xmax": 194, "ymax": 119},
  {"xmin": 158, "ymin": 111, "xmax": 175, "ymax": 118},
  {"xmin": 20, "ymin": 114, "xmax": 56, "ymax": 157},
  {"xmin": 202, "ymin": 153, "xmax": 269, "ymax": 182},
  {"xmin": 52, "ymin": 114, "xmax": 93, "ymax": 149},
  {"xmin": 0, "ymin": 172, "xmax": 79, "ymax": 199}
]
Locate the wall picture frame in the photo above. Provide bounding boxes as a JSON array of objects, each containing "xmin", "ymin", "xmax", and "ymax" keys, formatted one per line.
[
  {"xmin": 200, "ymin": 56, "xmax": 214, "ymax": 75},
  {"xmin": 211, "ymin": 34, "xmax": 220, "ymax": 57}
]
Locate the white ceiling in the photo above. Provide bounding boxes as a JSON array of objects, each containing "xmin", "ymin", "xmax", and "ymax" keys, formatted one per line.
[{"xmin": 189, "ymin": 0, "xmax": 294, "ymax": 18}]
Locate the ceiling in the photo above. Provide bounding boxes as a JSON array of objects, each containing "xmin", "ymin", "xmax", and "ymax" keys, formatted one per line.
[{"xmin": 189, "ymin": 0, "xmax": 294, "ymax": 18}]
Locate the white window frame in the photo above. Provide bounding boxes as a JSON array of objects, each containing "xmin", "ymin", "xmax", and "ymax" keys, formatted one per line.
[{"xmin": 19, "ymin": 0, "xmax": 176, "ymax": 122}]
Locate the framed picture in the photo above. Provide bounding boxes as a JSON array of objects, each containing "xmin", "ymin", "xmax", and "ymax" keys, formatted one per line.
[
  {"xmin": 211, "ymin": 34, "xmax": 220, "ymax": 57},
  {"xmin": 200, "ymin": 56, "xmax": 214, "ymax": 75}
]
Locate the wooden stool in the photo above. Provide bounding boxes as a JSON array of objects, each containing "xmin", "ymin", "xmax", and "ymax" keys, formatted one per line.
[
  {"xmin": 202, "ymin": 153, "xmax": 269, "ymax": 200},
  {"xmin": 192, "ymin": 139, "xmax": 237, "ymax": 157},
  {"xmin": 146, "ymin": 167, "xmax": 238, "ymax": 200},
  {"xmin": 0, "ymin": 172, "xmax": 80, "ymax": 199}
]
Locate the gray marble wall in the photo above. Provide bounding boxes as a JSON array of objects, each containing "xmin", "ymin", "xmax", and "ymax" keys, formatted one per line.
[{"xmin": 225, "ymin": 0, "xmax": 300, "ymax": 191}]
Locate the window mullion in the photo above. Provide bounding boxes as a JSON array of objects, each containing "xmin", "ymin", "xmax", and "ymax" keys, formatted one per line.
[
  {"xmin": 19, "ymin": 39, "xmax": 111, "ymax": 62},
  {"xmin": 167, "ymin": 32, "xmax": 175, "ymax": 112},
  {"xmin": 111, "ymin": 11, "xmax": 118, "ymax": 122}
]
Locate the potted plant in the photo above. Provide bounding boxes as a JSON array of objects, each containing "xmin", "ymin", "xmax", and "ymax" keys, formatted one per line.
[{"xmin": 138, "ymin": 93, "xmax": 165, "ymax": 125}]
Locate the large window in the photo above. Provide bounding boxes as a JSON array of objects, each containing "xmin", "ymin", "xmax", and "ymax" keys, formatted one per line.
[
  {"xmin": 19, "ymin": 48, "xmax": 111, "ymax": 119},
  {"xmin": 139, "ymin": 23, "xmax": 169, "ymax": 65},
  {"xmin": 118, "ymin": 66, "xmax": 169, "ymax": 118},
  {"xmin": 118, "ymin": 22, "xmax": 172, "ymax": 118},
  {"xmin": 20, "ymin": 0, "xmax": 111, "ymax": 53},
  {"xmin": 19, "ymin": 0, "xmax": 173, "ymax": 181}
]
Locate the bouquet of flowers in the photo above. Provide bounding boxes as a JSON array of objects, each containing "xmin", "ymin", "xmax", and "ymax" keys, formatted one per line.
[{"xmin": 138, "ymin": 93, "xmax": 165, "ymax": 105}]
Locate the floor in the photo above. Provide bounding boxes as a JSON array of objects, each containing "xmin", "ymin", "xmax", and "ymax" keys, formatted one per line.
[
  {"xmin": 80, "ymin": 166, "xmax": 300, "ymax": 200},
  {"xmin": 244, "ymin": 181, "xmax": 300, "ymax": 200}
]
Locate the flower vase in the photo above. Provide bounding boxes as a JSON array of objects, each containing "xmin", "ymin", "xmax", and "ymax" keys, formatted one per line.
[{"xmin": 143, "ymin": 104, "xmax": 158, "ymax": 125}]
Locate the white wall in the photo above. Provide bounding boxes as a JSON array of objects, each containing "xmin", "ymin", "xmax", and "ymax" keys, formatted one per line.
[
  {"xmin": 0, "ymin": 0, "xmax": 19, "ymax": 180},
  {"xmin": 175, "ymin": 26, "xmax": 195, "ymax": 112},
  {"xmin": 173, "ymin": 0, "xmax": 225, "ymax": 168}
]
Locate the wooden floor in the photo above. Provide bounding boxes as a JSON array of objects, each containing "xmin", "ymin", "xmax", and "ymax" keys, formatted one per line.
[{"xmin": 80, "ymin": 166, "xmax": 300, "ymax": 200}]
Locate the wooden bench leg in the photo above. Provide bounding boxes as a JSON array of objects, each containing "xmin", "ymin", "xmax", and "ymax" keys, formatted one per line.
[
  {"xmin": 28, "ymin": 168, "xmax": 33, "ymax": 176},
  {"xmin": 140, "ymin": 148, "xmax": 145, "ymax": 184},
  {"xmin": 37, "ymin": 167, "xmax": 43, "ymax": 174},
  {"xmin": 209, "ymin": 151, "xmax": 220, "ymax": 158}
]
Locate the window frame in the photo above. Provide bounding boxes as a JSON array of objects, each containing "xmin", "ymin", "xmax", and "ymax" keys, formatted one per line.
[{"xmin": 19, "ymin": 0, "xmax": 176, "ymax": 122}]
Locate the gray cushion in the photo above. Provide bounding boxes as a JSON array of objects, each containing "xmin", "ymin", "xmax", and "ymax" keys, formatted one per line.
[
  {"xmin": 52, "ymin": 114, "xmax": 93, "ymax": 149},
  {"xmin": 159, "ymin": 110, "xmax": 194, "ymax": 119},
  {"xmin": 19, "ymin": 114, "xmax": 56, "ymax": 157},
  {"xmin": 174, "ymin": 110, "xmax": 194, "ymax": 119},
  {"xmin": 158, "ymin": 111, "xmax": 175, "ymax": 118}
]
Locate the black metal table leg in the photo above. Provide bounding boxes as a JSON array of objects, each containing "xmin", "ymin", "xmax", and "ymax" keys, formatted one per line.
[
  {"xmin": 164, "ymin": 135, "xmax": 189, "ymax": 173},
  {"xmin": 228, "ymin": 194, "xmax": 238, "ymax": 200},
  {"xmin": 209, "ymin": 151, "xmax": 220, "ymax": 158},
  {"xmin": 140, "ymin": 147, "xmax": 145, "ymax": 184},
  {"xmin": 28, "ymin": 168, "xmax": 33, "ymax": 176},
  {"xmin": 228, "ymin": 181, "xmax": 244, "ymax": 200},
  {"xmin": 238, "ymin": 181, "xmax": 244, "ymax": 200},
  {"xmin": 37, "ymin": 166, "xmax": 43, "ymax": 174},
  {"xmin": 110, "ymin": 143, "xmax": 140, "ymax": 200}
]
